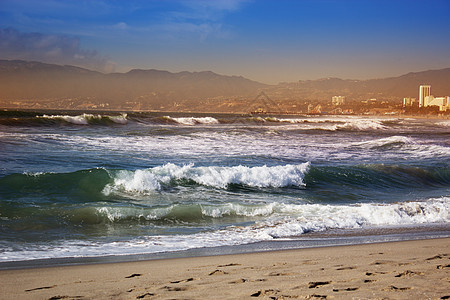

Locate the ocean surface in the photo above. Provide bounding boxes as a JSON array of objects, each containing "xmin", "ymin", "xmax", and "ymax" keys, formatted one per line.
[{"xmin": 0, "ymin": 110, "xmax": 449, "ymax": 264}]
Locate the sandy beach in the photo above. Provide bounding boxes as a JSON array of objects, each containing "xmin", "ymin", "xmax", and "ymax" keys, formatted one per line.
[{"xmin": 0, "ymin": 238, "xmax": 448, "ymax": 299}]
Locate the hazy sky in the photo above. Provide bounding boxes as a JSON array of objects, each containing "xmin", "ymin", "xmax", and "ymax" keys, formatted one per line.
[{"xmin": 1, "ymin": 0, "xmax": 449, "ymax": 83}]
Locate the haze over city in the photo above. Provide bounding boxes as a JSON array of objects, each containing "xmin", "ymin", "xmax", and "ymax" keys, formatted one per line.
[{"xmin": 1, "ymin": 0, "xmax": 449, "ymax": 84}]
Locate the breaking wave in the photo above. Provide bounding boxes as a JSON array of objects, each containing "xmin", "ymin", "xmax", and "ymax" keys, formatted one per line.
[
  {"xmin": 353, "ymin": 136, "xmax": 414, "ymax": 149},
  {"xmin": 246, "ymin": 116, "xmax": 390, "ymax": 131},
  {"xmin": 0, "ymin": 113, "xmax": 128, "ymax": 126},
  {"xmin": 162, "ymin": 116, "xmax": 220, "ymax": 125},
  {"xmin": 351, "ymin": 136, "xmax": 450, "ymax": 156},
  {"xmin": 104, "ymin": 163, "xmax": 310, "ymax": 195},
  {"xmin": 1, "ymin": 197, "xmax": 448, "ymax": 262},
  {"xmin": 92, "ymin": 197, "xmax": 449, "ymax": 225},
  {"xmin": 37, "ymin": 113, "xmax": 128, "ymax": 125},
  {"xmin": 334, "ymin": 119, "xmax": 387, "ymax": 131}
]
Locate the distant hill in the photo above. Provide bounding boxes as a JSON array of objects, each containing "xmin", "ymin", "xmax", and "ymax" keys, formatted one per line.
[
  {"xmin": 0, "ymin": 60, "xmax": 449, "ymax": 112},
  {"xmin": 274, "ymin": 68, "xmax": 450, "ymax": 103},
  {"xmin": 0, "ymin": 60, "xmax": 266, "ymax": 110}
]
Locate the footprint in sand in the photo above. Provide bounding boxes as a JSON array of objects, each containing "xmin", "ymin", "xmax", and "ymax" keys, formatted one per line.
[
  {"xmin": 308, "ymin": 281, "xmax": 332, "ymax": 288},
  {"xmin": 170, "ymin": 277, "xmax": 194, "ymax": 284},
  {"xmin": 209, "ymin": 269, "xmax": 228, "ymax": 275},
  {"xmin": 306, "ymin": 294, "xmax": 328, "ymax": 299},
  {"xmin": 333, "ymin": 287, "xmax": 359, "ymax": 292},
  {"xmin": 217, "ymin": 263, "xmax": 241, "ymax": 267},
  {"xmin": 383, "ymin": 285, "xmax": 412, "ymax": 291},
  {"xmin": 125, "ymin": 273, "xmax": 142, "ymax": 278},
  {"xmin": 426, "ymin": 254, "xmax": 448, "ymax": 261},
  {"xmin": 250, "ymin": 289, "xmax": 279, "ymax": 297},
  {"xmin": 437, "ymin": 264, "xmax": 450, "ymax": 269},
  {"xmin": 136, "ymin": 292, "xmax": 155, "ymax": 299},
  {"xmin": 335, "ymin": 266, "xmax": 356, "ymax": 270},
  {"xmin": 394, "ymin": 270, "xmax": 424, "ymax": 277},
  {"xmin": 161, "ymin": 285, "xmax": 190, "ymax": 292},
  {"xmin": 267, "ymin": 271, "xmax": 293, "ymax": 276}
]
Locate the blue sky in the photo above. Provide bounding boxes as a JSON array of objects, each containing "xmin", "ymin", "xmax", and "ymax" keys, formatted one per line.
[{"xmin": 0, "ymin": 0, "xmax": 449, "ymax": 83}]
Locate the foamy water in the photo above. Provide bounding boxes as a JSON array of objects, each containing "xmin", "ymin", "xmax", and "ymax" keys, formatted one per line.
[{"xmin": 0, "ymin": 112, "xmax": 448, "ymax": 262}]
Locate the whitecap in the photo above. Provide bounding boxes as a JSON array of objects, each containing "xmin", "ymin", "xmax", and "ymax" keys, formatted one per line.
[
  {"xmin": 164, "ymin": 116, "xmax": 219, "ymax": 125},
  {"xmin": 103, "ymin": 163, "xmax": 311, "ymax": 195}
]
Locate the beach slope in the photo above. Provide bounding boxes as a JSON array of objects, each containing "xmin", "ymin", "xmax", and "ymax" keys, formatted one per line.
[{"xmin": 1, "ymin": 238, "xmax": 449, "ymax": 299}]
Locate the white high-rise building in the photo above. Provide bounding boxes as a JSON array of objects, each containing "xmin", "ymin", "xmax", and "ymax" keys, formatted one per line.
[{"xmin": 419, "ymin": 85, "xmax": 431, "ymax": 108}]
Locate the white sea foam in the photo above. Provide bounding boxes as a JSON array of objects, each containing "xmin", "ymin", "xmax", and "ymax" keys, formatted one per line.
[
  {"xmin": 260, "ymin": 197, "xmax": 449, "ymax": 238},
  {"xmin": 164, "ymin": 116, "xmax": 219, "ymax": 125},
  {"xmin": 104, "ymin": 163, "xmax": 311, "ymax": 195}
]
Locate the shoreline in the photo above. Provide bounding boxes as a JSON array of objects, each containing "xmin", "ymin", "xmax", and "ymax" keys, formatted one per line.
[
  {"xmin": 1, "ymin": 107, "xmax": 450, "ymax": 119},
  {"xmin": 1, "ymin": 237, "xmax": 449, "ymax": 299},
  {"xmin": 1, "ymin": 224, "xmax": 449, "ymax": 270}
]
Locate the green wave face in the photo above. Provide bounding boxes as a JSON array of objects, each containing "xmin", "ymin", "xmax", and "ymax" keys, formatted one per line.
[{"xmin": 1, "ymin": 164, "xmax": 448, "ymax": 234}]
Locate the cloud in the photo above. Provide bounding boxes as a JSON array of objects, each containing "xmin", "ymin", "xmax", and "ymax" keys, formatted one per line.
[
  {"xmin": 0, "ymin": 27, "xmax": 116, "ymax": 73},
  {"xmin": 113, "ymin": 22, "xmax": 128, "ymax": 30},
  {"xmin": 152, "ymin": 0, "xmax": 251, "ymax": 41}
]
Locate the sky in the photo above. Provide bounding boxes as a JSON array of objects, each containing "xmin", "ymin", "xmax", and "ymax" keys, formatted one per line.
[{"xmin": 0, "ymin": 0, "xmax": 449, "ymax": 84}]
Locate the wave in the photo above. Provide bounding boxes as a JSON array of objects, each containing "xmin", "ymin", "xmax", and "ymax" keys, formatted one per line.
[
  {"xmin": 57, "ymin": 196, "xmax": 448, "ymax": 226},
  {"xmin": 353, "ymin": 136, "xmax": 414, "ymax": 149},
  {"xmin": 1, "ymin": 197, "xmax": 448, "ymax": 262},
  {"xmin": 1, "ymin": 186, "xmax": 448, "ymax": 226},
  {"xmin": 351, "ymin": 136, "xmax": 450, "ymax": 157},
  {"xmin": 261, "ymin": 117, "xmax": 336, "ymax": 124},
  {"xmin": 95, "ymin": 197, "xmax": 450, "ymax": 224},
  {"xmin": 162, "ymin": 116, "xmax": 220, "ymax": 125},
  {"xmin": 37, "ymin": 113, "xmax": 128, "ymax": 125},
  {"xmin": 306, "ymin": 164, "xmax": 450, "ymax": 192},
  {"xmin": 0, "ymin": 113, "xmax": 128, "ymax": 126},
  {"xmin": 2, "ymin": 162, "xmax": 448, "ymax": 201},
  {"xmin": 104, "ymin": 163, "xmax": 310, "ymax": 195},
  {"xmin": 334, "ymin": 119, "xmax": 388, "ymax": 131},
  {"xmin": 246, "ymin": 117, "xmax": 390, "ymax": 131},
  {"xmin": 255, "ymin": 197, "xmax": 449, "ymax": 239}
]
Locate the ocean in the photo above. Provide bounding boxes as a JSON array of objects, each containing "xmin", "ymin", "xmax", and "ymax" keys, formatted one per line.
[{"xmin": 0, "ymin": 110, "xmax": 449, "ymax": 265}]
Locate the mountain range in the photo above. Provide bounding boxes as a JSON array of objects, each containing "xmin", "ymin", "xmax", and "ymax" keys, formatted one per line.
[{"xmin": 0, "ymin": 60, "xmax": 449, "ymax": 112}]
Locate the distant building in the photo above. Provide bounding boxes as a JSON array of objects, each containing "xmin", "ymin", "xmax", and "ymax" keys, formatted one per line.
[
  {"xmin": 403, "ymin": 97, "xmax": 417, "ymax": 107},
  {"xmin": 308, "ymin": 104, "xmax": 322, "ymax": 114},
  {"xmin": 331, "ymin": 96, "xmax": 345, "ymax": 106},
  {"xmin": 419, "ymin": 85, "xmax": 431, "ymax": 108},
  {"xmin": 424, "ymin": 95, "xmax": 450, "ymax": 111}
]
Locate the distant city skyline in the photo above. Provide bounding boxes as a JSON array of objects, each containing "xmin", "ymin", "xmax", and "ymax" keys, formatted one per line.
[{"xmin": 0, "ymin": 0, "xmax": 449, "ymax": 84}]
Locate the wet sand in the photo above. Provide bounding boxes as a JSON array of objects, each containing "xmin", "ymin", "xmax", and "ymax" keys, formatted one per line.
[{"xmin": 1, "ymin": 238, "xmax": 449, "ymax": 299}]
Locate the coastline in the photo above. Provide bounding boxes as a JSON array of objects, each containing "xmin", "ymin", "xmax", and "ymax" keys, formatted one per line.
[
  {"xmin": 1, "ymin": 237, "xmax": 449, "ymax": 299},
  {"xmin": 1, "ymin": 223, "xmax": 449, "ymax": 270},
  {"xmin": 1, "ymin": 107, "xmax": 450, "ymax": 119}
]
